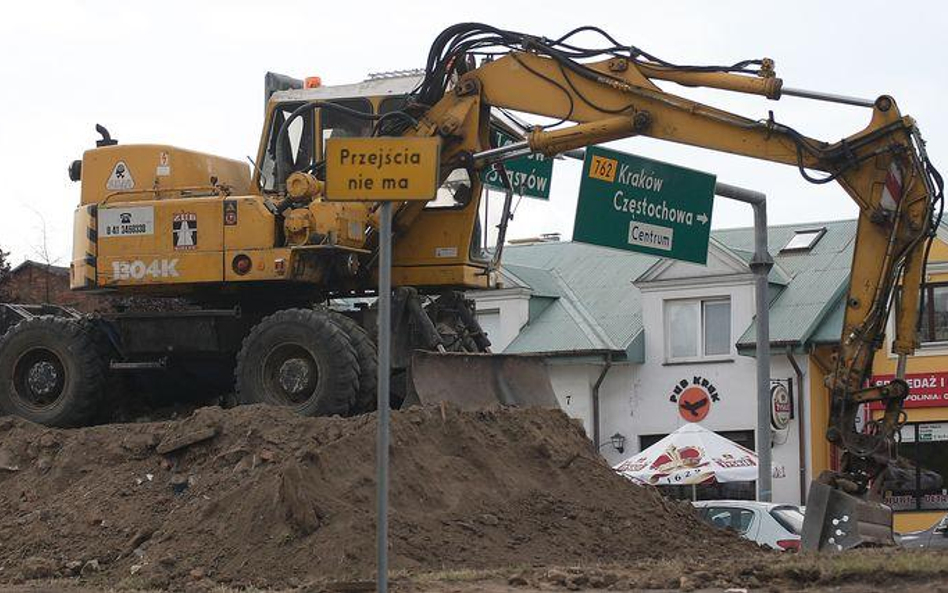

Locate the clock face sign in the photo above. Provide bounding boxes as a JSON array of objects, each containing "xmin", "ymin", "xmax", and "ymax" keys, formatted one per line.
[
  {"xmin": 678, "ymin": 386, "xmax": 711, "ymax": 422},
  {"xmin": 669, "ymin": 376, "xmax": 720, "ymax": 423}
]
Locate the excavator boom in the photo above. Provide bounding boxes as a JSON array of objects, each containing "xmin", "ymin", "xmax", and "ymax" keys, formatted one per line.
[{"xmin": 368, "ymin": 24, "xmax": 942, "ymax": 549}]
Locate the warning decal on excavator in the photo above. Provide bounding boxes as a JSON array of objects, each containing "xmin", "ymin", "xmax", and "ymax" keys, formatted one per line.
[
  {"xmin": 223, "ymin": 200, "xmax": 238, "ymax": 226},
  {"xmin": 106, "ymin": 161, "xmax": 135, "ymax": 191},
  {"xmin": 323, "ymin": 137, "xmax": 441, "ymax": 202},
  {"xmin": 172, "ymin": 212, "xmax": 198, "ymax": 250}
]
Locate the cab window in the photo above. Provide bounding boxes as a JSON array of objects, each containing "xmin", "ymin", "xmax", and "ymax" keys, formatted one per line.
[
  {"xmin": 260, "ymin": 103, "xmax": 315, "ymax": 192},
  {"xmin": 379, "ymin": 96, "xmax": 409, "ymax": 115},
  {"xmin": 427, "ymin": 168, "xmax": 473, "ymax": 210},
  {"xmin": 381, "ymin": 96, "xmax": 471, "ymax": 210},
  {"xmin": 320, "ymin": 98, "xmax": 373, "ymax": 154}
]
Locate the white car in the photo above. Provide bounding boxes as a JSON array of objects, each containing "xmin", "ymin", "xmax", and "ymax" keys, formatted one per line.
[{"xmin": 692, "ymin": 500, "xmax": 803, "ymax": 551}]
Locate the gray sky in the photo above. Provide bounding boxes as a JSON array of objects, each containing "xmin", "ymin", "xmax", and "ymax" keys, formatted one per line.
[{"xmin": 1, "ymin": 0, "xmax": 944, "ymax": 265}]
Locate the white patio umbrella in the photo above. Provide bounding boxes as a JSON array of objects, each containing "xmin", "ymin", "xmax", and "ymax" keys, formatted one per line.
[{"xmin": 613, "ymin": 423, "xmax": 757, "ymax": 487}]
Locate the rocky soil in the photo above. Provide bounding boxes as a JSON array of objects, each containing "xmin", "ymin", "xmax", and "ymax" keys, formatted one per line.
[{"xmin": 0, "ymin": 404, "xmax": 755, "ymax": 590}]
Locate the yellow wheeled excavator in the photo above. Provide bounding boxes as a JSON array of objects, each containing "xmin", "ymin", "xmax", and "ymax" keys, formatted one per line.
[{"xmin": 0, "ymin": 24, "xmax": 941, "ymax": 551}]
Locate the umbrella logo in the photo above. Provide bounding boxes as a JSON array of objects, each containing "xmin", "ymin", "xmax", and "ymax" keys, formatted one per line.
[
  {"xmin": 613, "ymin": 424, "xmax": 757, "ymax": 487},
  {"xmin": 648, "ymin": 444, "xmax": 709, "ymax": 484}
]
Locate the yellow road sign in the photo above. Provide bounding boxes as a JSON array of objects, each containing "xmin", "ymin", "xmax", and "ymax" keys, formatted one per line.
[{"xmin": 324, "ymin": 137, "xmax": 441, "ymax": 201}]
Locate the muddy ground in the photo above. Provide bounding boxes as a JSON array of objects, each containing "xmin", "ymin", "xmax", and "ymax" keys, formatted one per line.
[
  {"xmin": 1, "ymin": 405, "xmax": 945, "ymax": 592},
  {"xmin": 0, "ymin": 404, "xmax": 753, "ymax": 590},
  {"xmin": 3, "ymin": 549, "xmax": 948, "ymax": 591}
]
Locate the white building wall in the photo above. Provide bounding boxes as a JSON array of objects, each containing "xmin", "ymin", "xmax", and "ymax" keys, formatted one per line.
[
  {"xmin": 469, "ymin": 250, "xmax": 812, "ymax": 505},
  {"xmin": 547, "ymin": 363, "xmax": 594, "ymax": 436},
  {"xmin": 548, "ymin": 361, "xmax": 635, "ymax": 447},
  {"xmin": 769, "ymin": 354, "xmax": 809, "ymax": 505},
  {"xmin": 628, "ymin": 279, "xmax": 758, "ymax": 438},
  {"xmin": 595, "ymin": 364, "xmax": 637, "ymax": 467},
  {"xmin": 468, "ymin": 288, "xmax": 531, "ymax": 352}
]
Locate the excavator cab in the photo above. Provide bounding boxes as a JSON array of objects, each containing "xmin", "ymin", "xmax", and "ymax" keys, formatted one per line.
[{"xmin": 257, "ymin": 72, "xmax": 561, "ymax": 413}]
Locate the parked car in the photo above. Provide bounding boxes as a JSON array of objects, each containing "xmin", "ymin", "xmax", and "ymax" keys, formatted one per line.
[
  {"xmin": 692, "ymin": 500, "xmax": 803, "ymax": 551},
  {"xmin": 898, "ymin": 513, "xmax": 948, "ymax": 548}
]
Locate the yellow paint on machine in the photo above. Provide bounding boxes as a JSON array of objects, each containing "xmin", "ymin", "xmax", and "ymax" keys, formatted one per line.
[
  {"xmin": 70, "ymin": 204, "xmax": 97, "ymax": 289},
  {"xmin": 97, "ymin": 197, "xmax": 225, "ymax": 286},
  {"xmin": 79, "ymin": 144, "xmax": 250, "ymax": 206},
  {"xmin": 808, "ymin": 350, "xmax": 834, "ymax": 480},
  {"xmin": 895, "ymin": 512, "xmax": 943, "ymax": 532},
  {"xmin": 323, "ymin": 137, "xmax": 441, "ymax": 202}
]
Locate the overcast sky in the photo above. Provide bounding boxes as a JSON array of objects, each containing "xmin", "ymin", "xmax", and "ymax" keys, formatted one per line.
[{"xmin": 1, "ymin": 0, "xmax": 944, "ymax": 265}]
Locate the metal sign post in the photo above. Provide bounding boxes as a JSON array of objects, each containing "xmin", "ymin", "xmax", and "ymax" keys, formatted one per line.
[
  {"xmin": 376, "ymin": 200, "xmax": 392, "ymax": 593},
  {"xmin": 714, "ymin": 181, "xmax": 773, "ymax": 502},
  {"xmin": 324, "ymin": 136, "xmax": 441, "ymax": 593}
]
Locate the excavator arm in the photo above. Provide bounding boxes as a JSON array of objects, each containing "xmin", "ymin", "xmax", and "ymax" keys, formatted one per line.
[{"xmin": 383, "ymin": 24, "xmax": 943, "ymax": 549}]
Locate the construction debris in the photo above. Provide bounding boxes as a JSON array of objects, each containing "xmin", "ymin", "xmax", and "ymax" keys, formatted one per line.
[{"xmin": 0, "ymin": 404, "xmax": 752, "ymax": 589}]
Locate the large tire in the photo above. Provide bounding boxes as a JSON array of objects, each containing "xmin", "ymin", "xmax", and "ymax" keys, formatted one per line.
[
  {"xmin": 234, "ymin": 308, "xmax": 358, "ymax": 417},
  {"xmin": 0, "ymin": 316, "xmax": 106, "ymax": 427},
  {"xmin": 324, "ymin": 309, "xmax": 378, "ymax": 415}
]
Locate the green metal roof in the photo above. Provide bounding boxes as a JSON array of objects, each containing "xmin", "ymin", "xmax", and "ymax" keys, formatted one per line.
[
  {"xmin": 803, "ymin": 220, "xmax": 948, "ymax": 349},
  {"xmin": 498, "ymin": 242, "xmax": 659, "ymax": 355},
  {"xmin": 726, "ymin": 219, "xmax": 856, "ymax": 350},
  {"xmin": 502, "ymin": 264, "xmax": 562, "ymax": 298},
  {"xmin": 808, "ymin": 294, "xmax": 846, "ymax": 345},
  {"xmin": 495, "ymin": 219, "xmax": 857, "ymax": 357},
  {"xmin": 724, "ymin": 244, "xmax": 793, "ymax": 286}
]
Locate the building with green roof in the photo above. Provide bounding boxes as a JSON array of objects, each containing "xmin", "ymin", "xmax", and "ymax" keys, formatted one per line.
[{"xmin": 470, "ymin": 219, "xmax": 859, "ymax": 506}]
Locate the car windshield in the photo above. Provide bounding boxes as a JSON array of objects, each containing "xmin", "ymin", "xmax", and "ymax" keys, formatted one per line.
[{"xmin": 771, "ymin": 506, "xmax": 805, "ymax": 535}]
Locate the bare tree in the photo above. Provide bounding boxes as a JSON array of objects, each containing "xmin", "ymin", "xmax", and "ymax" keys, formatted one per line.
[{"xmin": 27, "ymin": 209, "xmax": 63, "ymax": 304}]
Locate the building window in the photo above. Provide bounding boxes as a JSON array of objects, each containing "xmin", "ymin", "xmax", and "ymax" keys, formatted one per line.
[
  {"xmin": 665, "ymin": 298, "xmax": 731, "ymax": 361},
  {"xmin": 918, "ymin": 284, "xmax": 948, "ymax": 345},
  {"xmin": 881, "ymin": 422, "xmax": 948, "ymax": 511},
  {"xmin": 781, "ymin": 227, "xmax": 825, "ymax": 252}
]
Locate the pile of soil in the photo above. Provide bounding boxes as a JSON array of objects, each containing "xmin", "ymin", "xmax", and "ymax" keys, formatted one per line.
[{"xmin": 0, "ymin": 405, "xmax": 754, "ymax": 589}]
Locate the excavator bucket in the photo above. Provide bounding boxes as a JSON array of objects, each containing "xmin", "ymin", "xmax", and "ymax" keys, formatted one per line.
[
  {"xmin": 407, "ymin": 351, "xmax": 559, "ymax": 410},
  {"xmin": 801, "ymin": 481, "xmax": 895, "ymax": 551}
]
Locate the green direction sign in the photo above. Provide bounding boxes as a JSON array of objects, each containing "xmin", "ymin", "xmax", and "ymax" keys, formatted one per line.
[
  {"xmin": 481, "ymin": 128, "xmax": 553, "ymax": 200},
  {"xmin": 573, "ymin": 147, "xmax": 716, "ymax": 264}
]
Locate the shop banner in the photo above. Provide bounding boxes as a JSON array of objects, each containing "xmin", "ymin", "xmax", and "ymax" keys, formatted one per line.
[{"xmin": 868, "ymin": 372, "xmax": 948, "ymax": 409}]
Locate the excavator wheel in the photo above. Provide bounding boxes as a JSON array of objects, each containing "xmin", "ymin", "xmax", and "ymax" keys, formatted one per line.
[
  {"xmin": 0, "ymin": 316, "xmax": 106, "ymax": 427},
  {"xmin": 323, "ymin": 309, "xmax": 378, "ymax": 415},
  {"xmin": 235, "ymin": 308, "xmax": 358, "ymax": 417}
]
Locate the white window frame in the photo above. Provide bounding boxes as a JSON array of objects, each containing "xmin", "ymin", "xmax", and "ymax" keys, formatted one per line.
[
  {"xmin": 664, "ymin": 297, "xmax": 732, "ymax": 363},
  {"xmin": 886, "ymin": 283, "xmax": 948, "ymax": 357},
  {"xmin": 780, "ymin": 227, "xmax": 826, "ymax": 253}
]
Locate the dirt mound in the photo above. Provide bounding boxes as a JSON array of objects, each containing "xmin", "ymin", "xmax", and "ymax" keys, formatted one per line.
[{"xmin": 0, "ymin": 405, "xmax": 753, "ymax": 589}]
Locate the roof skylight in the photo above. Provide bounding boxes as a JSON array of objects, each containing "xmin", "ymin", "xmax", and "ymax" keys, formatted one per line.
[{"xmin": 781, "ymin": 227, "xmax": 826, "ymax": 252}]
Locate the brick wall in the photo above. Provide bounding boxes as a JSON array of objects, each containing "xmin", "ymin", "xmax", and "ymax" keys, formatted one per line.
[{"xmin": 0, "ymin": 262, "xmax": 112, "ymax": 313}]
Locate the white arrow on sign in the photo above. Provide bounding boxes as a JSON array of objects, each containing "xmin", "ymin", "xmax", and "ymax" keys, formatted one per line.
[{"xmin": 697, "ymin": 213, "xmax": 709, "ymax": 225}]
